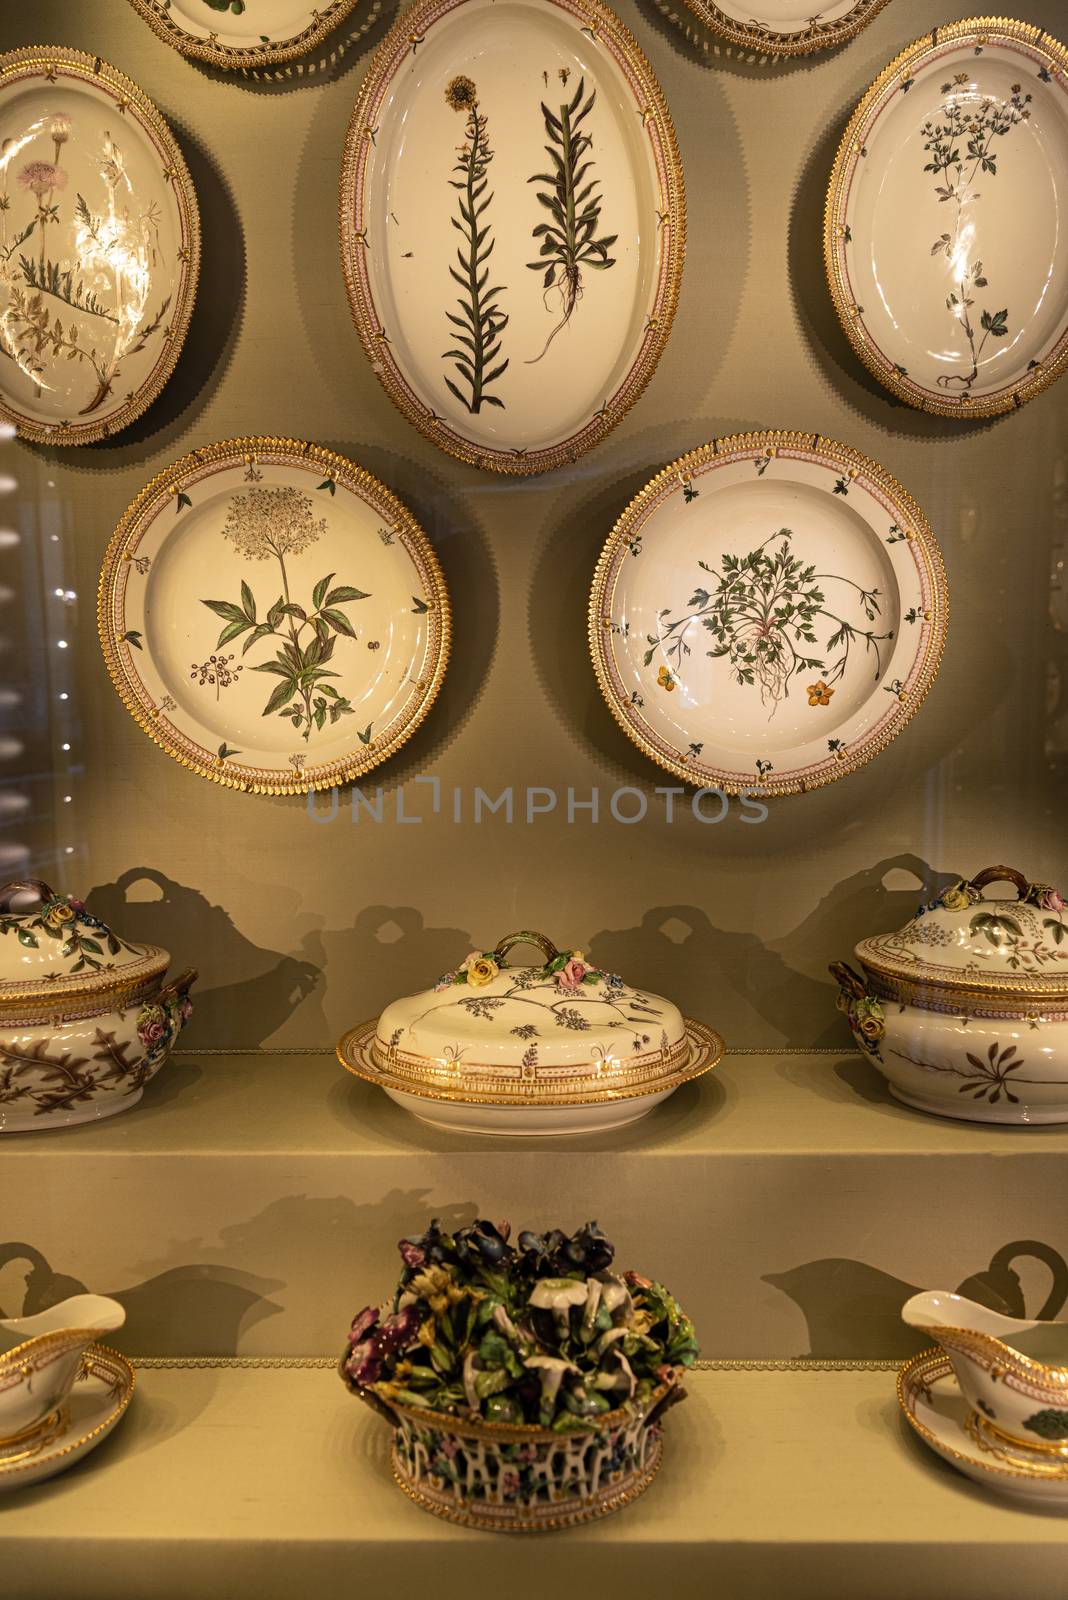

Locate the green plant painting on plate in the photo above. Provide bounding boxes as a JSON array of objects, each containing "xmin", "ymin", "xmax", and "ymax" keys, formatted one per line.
[{"xmin": 200, "ymin": 486, "xmax": 371, "ymax": 743}]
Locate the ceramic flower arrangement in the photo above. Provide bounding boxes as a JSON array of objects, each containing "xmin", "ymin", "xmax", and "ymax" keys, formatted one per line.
[
  {"xmin": 434, "ymin": 946, "xmax": 622, "ymax": 994},
  {"xmin": 339, "ymin": 1218, "xmax": 696, "ymax": 1529}
]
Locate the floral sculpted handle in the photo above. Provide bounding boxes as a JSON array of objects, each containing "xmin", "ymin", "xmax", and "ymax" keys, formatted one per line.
[
  {"xmin": 967, "ymin": 866, "xmax": 1030, "ymax": 901},
  {"xmin": 492, "ymin": 931, "xmax": 561, "ymax": 966},
  {"xmin": 0, "ymin": 880, "xmax": 58, "ymax": 915}
]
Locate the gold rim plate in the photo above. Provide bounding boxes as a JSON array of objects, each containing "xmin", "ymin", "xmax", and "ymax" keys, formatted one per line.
[
  {"xmin": 339, "ymin": 0, "xmax": 685, "ymax": 476},
  {"xmin": 0, "ymin": 48, "xmax": 199, "ymax": 446},
  {"xmin": 674, "ymin": 0, "xmax": 889, "ymax": 58},
  {"xmin": 824, "ymin": 18, "xmax": 1068, "ymax": 418},
  {"xmin": 124, "ymin": 0, "xmax": 362, "ymax": 67},
  {"xmin": 98, "ymin": 437, "xmax": 451, "ymax": 796},
  {"xmin": 588, "ymin": 431, "xmax": 948, "ymax": 798}
]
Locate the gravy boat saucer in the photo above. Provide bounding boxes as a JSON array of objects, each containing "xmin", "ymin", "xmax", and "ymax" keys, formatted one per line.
[
  {"xmin": 0, "ymin": 1344, "xmax": 134, "ymax": 1492},
  {"xmin": 898, "ymin": 1349, "xmax": 1068, "ymax": 1508}
]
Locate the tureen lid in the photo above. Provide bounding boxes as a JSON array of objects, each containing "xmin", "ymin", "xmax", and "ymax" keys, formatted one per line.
[
  {"xmin": 0, "ymin": 879, "xmax": 168, "ymax": 1007},
  {"xmin": 354, "ymin": 930, "xmax": 708, "ymax": 1105},
  {"xmin": 855, "ymin": 866, "xmax": 1068, "ymax": 1003}
]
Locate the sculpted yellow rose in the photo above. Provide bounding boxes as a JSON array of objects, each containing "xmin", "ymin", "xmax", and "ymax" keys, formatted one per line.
[
  {"xmin": 42, "ymin": 901, "xmax": 74, "ymax": 930},
  {"xmin": 858, "ymin": 1013, "xmax": 885, "ymax": 1042},
  {"xmin": 466, "ymin": 957, "xmax": 499, "ymax": 987},
  {"xmin": 941, "ymin": 885, "xmax": 972, "ymax": 911}
]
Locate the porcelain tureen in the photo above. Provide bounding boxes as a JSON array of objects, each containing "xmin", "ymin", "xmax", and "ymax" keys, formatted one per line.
[
  {"xmin": 831, "ymin": 865, "xmax": 1068, "ymax": 1124},
  {"xmin": 337, "ymin": 930, "xmax": 723, "ymax": 1135},
  {"xmin": 0, "ymin": 878, "xmax": 196, "ymax": 1132}
]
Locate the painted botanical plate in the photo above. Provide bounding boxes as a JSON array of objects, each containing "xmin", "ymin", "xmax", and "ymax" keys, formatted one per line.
[
  {"xmin": 826, "ymin": 18, "xmax": 1068, "ymax": 418},
  {"xmin": 98, "ymin": 438, "xmax": 451, "ymax": 795},
  {"xmin": 898, "ymin": 1348, "xmax": 1068, "ymax": 1506},
  {"xmin": 125, "ymin": 0, "xmax": 361, "ymax": 67},
  {"xmin": 0, "ymin": 1345, "xmax": 134, "ymax": 1493},
  {"xmin": 0, "ymin": 48, "xmax": 199, "ymax": 446},
  {"xmin": 588, "ymin": 432, "xmax": 948, "ymax": 797},
  {"xmin": 676, "ymin": 0, "xmax": 889, "ymax": 58},
  {"xmin": 340, "ymin": 0, "xmax": 684, "ymax": 475}
]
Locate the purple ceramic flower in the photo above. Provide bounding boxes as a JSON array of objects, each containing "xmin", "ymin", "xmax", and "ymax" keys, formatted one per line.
[
  {"xmin": 349, "ymin": 1305, "xmax": 379, "ymax": 1345},
  {"xmin": 346, "ymin": 1341, "xmax": 381, "ymax": 1386},
  {"xmin": 137, "ymin": 1008, "xmax": 169, "ymax": 1048},
  {"xmin": 1039, "ymin": 888, "xmax": 1067, "ymax": 912},
  {"xmin": 398, "ymin": 1239, "xmax": 426, "ymax": 1271}
]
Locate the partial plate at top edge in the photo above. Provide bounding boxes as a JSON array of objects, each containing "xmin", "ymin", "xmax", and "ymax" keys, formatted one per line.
[
  {"xmin": 672, "ymin": 0, "xmax": 890, "ymax": 57},
  {"xmin": 588, "ymin": 431, "xmax": 947, "ymax": 798},
  {"xmin": 98, "ymin": 437, "xmax": 451, "ymax": 796},
  {"xmin": 826, "ymin": 17, "xmax": 1068, "ymax": 417},
  {"xmin": 124, "ymin": 0, "xmax": 361, "ymax": 67}
]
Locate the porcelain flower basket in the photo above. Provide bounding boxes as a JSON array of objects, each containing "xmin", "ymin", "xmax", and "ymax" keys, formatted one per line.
[
  {"xmin": 337, "ymin": 929, "xmax": 723, "ymax": 1134},
  {"xmin": 831, "ymin": 864, "xmax": 1068, "ymax": 1124},
  {"xmin": 0, "ymin": 879, "xmax": 196, "ymax": 1132},
  {"xmin": 345, "ymin": 1364, "xmax": 681, "ymax": 1531}
]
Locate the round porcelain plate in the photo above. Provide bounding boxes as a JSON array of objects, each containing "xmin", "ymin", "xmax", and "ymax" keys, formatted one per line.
[
  {"xmin": 589, "ymin": 432, "xmax": 948, "ymax": 797},
  {"xmin": 677, "ymin": 0, "xmax": 889, "ymax": 57},
  {"xmin": 0, "ymin": 1345, "xmax": 133, "ymax": 1493},
  {"xmin": 898, "ymin": 1348, "xmax": 1068, "ymax": 1506},
  {"xmin": 337, "ymin": 1015, "xmax": 723, "ymax": 1135},
  {"xmin": 125, "ymin": 0, "xmax": 361, "ymax": 66},
  {"xmin": 340, "ymin": 0, "xmax": 683, "ymax": 475},
  {"xmin": 0, "ymin": 48, "xmax": 198, "ymax": 445},
  {"xmin": 827, "ymin": 18, "xmax": 1068, "ymax": 417},
  {"xmin": 98, "ymin": 438, "xmax": 451, "ymax": 795}
]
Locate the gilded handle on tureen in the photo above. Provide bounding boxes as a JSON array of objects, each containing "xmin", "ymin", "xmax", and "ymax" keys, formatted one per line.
[
  {"xmin": 828, "ymin": 960, "xmax": 868, "ymax": 1000},
  {"xmin": 492, "ymin": 930, "xmax": 561, "ymax": 965},
  {"xmin": 156, "ymin": 967, "xmax": 198, "ymax": 1007},
  {"xmin": 0, "ymin": 879, "xmax": 57, "ymax": 914},
  {"xmin": 967, "ymin": 865, "xmax": 1030, "ymax": 900}
]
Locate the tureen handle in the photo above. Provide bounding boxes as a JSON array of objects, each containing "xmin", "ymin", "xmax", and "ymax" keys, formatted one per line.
[
  {"xmin": 492, "ymin": 930, "xmax": 561, "ymax": 965},
  {"xmin": 828, "ymin": 960, "xmax": 869, "ymax": 1000},
  {"xmin": 0, "ymin": 879, "xmax": 58, "ymax": 914},
  {"xmin": 966, "ymin": 865, "xmax": 1030, "ymax": 901}
]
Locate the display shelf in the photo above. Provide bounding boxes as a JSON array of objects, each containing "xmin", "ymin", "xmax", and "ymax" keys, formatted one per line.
[
  {"xmin": 3, "ymin": 1362, "xmax": 1066, "ymax": 1600},
  {"xmin": 1, "ymin": 1050, "xmax": 1066, "ymax": 1360}
]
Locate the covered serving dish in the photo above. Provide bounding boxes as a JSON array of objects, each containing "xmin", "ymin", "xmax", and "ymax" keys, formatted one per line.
[
  {"xmin": 0, "ymin": 878, "xmax": 196, "ymax": 1132},
  {"xmin": 831, "ymin": 865, "xmax": 1068, "ymax": 1124},
  {"xmin": 337, "ymin": 930, "xmax": 723, "ymax": 1135}
]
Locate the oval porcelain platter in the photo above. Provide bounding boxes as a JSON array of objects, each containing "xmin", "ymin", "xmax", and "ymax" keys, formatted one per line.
[
  {"xmin": 98, "ymin": 439, "xmax": 451, "ymax": 796},
  {"xmin": 826, "ymin": 18, "xmax": 1068, "ymax": 418},
  {"xmin": 677, "ymin": 0, "xmax": 889, "ymax": 57},
  {"xmin": 0, "ymin": 48, "xmax": 199, "ymax": 446},
  {"xmin": 588, "ymin": 433, "xmax": 948, "ymax": 798},
  {"xmin": 125, "ymin": 0, "xmax": 361, "ymax": 67},
  {"xmin": 340, "ymin": 0, "xmax": 684, "ymax": 475}
]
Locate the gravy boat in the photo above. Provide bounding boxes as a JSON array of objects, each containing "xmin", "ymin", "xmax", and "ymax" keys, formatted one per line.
[
  {"xmin": 902, "ymin": 1290, "xmax": 1068, "ymax": 1454},
  {"xmin": 0, "ymin": 1295, "xmax": 125, "ymax": 1447}
]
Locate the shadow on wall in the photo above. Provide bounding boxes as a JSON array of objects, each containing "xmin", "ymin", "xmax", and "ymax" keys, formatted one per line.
[
  {"xmin": 0, "ymin": 1198, "xmax": 483, "ymax": 1356},
  {"xmin": 86, "ymin": 856, "xmax": 960, "ymax": 1049},
  {"xmin": 87, "ymin": 869, "xmax": 322, "ymax": 1049},
  {"xmin": 0, "ymin": 1243, "xmax": 283, "ymax": 1358},
  {"xmin": 765, "ymin": 1240, "xmax": 1068, "ymax": 1360},
  {"xmin": 588, "ymin": 854, "xmax": 957, "ymax": 1046}
]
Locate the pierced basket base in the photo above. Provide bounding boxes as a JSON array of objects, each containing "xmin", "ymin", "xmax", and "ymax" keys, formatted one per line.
[{"xmin": 389, "ymin": 1434, "xmax": 663, "ymax": 1532}]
